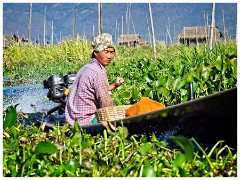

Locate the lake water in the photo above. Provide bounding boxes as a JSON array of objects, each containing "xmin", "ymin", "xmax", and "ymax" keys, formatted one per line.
[{"xmin": 3, "ymin": 84, "xmax": 57, "ymax": 113}]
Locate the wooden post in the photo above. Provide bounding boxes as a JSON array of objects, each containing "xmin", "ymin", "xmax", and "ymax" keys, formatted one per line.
[
  {"xmin": 146, "ymin": 15, "xmax": 152, "ymax": 46},
  {"xmin": 167, "ymin": 17, "xmax": 172, "ymax": 43},
  {"xmin": 126, "ymin": 5, "xmax": 129, "ymax": 36},
  {"xmin": 126, "ymin": 4, "xmax": 129, "ymax": 46},
  {"xmin": 148, "ymin": 3, "xmax": 156, "ymax": 60},
  {"xmin": 183, "ymin": 26, "xmax": 185, "ymax": 45},
  {"xmin": 209, "ymin": 3, "xmax": 215, "ymax": 52},
  {"xmin": 173, "ymin": 24, "xmax": 176, "ymax": 43},
  {"xmin": 51, "ymin": 21, "xmax": 53, "ymax": 45},
  {"xmin": 59, "ymin": 31, "xmax": 62, "ymax": 43},
  {"xmin": 166, "ymin": 25, "xmax": 172, "ymax": 43},
  {"xmin": 115, "ymin": 19, "xmax": 118, "ymax": 43},
  {"xmin": 195, "ymin": 27, "xmax": 198, "ymax": 45},
  {"xmin": 222, "ymin": 9, "xmax": 227, "ymax": 42},
  {"xmin": 130, "ymin": 8, "xmax": 136, "ymax": 34},
  {"xmin": 74, "ymin": 3, "xmax": 77, "ymax": 39},
  {"xmin": 98, "ymin": 3, "xmax": 102, "ymax": 35},
  {"xmin": 92, "ymin": 25, "xmax": 95, "ymax": 38},
  {"xmin": 121, "ymin": 15, "xmax": 123, "ymax": 35},
  {"xmin": 43, "ymin": 6, "xmax": 46, "ymax": 47},
  {"xmin": 28, "ymin": 3, "xmax": 32, "ymax": 44}
]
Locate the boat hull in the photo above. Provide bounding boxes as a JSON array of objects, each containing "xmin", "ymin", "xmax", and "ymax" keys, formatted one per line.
[
  {"xmin": 83, "ymin": 87, "xmax": 237, "ymax": 149},
  {"xmin": 27, "ymin": 87, "xmax": 237, "ymax": 149}
]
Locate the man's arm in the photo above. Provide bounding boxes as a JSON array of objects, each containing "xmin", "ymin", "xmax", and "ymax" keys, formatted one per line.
[{"xmin": 109, "ymin": 77, "xmax": 124, "ymax": 91}]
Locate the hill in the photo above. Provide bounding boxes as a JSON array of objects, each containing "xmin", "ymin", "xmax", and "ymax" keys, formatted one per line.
[{"xmin": 3, "ymin": 3, "xmax": 237, "ymax": 44}]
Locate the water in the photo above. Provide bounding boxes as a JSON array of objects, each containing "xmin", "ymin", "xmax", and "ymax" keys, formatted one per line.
[{"xmin": 3, "ymin": 84, "xmax": 57, "ymax": 113}]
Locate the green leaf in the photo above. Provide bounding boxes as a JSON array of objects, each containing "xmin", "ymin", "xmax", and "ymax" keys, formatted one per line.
[
  {"xmin": 35, "ymin": 141, "xmax": 58, "ymax": 154},
  {"xmin": 118, "ymin": 126, "xmax": 128, "ymax": 139},
  {"xmin": 201, "ymin": 65, "xmax": 211, "ymax": 81},
  {"xmin": 140, "ymin": 142, "xmax": 152, "ymax": 155},
  {"xmin": 215, "ymin": 59, "xmax": 223, "ymax": 71},
  {"xmin": 158, "ymin": 87, "xmax": 169, "ymax": 98},
  {"xmin": 173, "ymin": 153, "xmax": 186, "ymax": 169},
  {"xmin": 228, "ymin": 77, "xmax": 234, "ymax": 86},
  {"xmin": 143, "ymin": 89, "xmax": 151, "ymax": 97},
  {"xmin": 141, "ymin": 165, "xmax": 156, "ymax": 177},
  {"xmin": 71, "ymin": 133, "xmax": 81, "ymax": 146},
  {"xmin": 158, "ymin": 77, "xmax": 168, "ymax": 86},
  {"xmin": 177, "ymin": 79, "xmax": 187, "ymax": 90},
  {"xmin": 132, "ymin": 87, "xmax": 139, "ymax": 101},
  {"xmin": 150, "ymin": 132, "xmax": 157, "ymax": 142},
  {"xmin": 186, "ymin": 74, "xmax": 194, "ymax": 83},
  {"xmin": 144, "ymin": 75, "xmax": 151, "ymax": 83},
  {"xmin": 148, "ymin": 90, "xmax": 154, "ymax": 99},
  {"xmin": 172, "ymin": 78, "xmax": 181, "ymax": 91},
  {"xmin": 122, "ymin": 164, "xmax": 136, "ymax": 176},
  {"xmin": 10, "ymin": 126, "xmax": 18, "ymax": 140},
  {"xmin": 66, "ymin": 160, "xmax": 79, "ymax": 171},
  {"xmin": 3, "ymin": 106, "xmax": 17, "ymax": 128},
  {"xmin": 170, "ymin": 136, "xmax": 194, "ymax": 162},
  {"xmin": 119, "ymin": 91, "xmax": 131, "ymax": 99},
  {"xmin": 73, "ymin": 121, "xmax": 80, "ymax": 132}
]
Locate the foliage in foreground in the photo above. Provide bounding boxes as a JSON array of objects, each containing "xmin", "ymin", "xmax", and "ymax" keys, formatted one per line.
[{"xmin": 3, "ymin": 106, "xmax": 237, "ymax": 177}]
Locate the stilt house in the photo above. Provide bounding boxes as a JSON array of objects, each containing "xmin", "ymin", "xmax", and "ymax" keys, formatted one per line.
[
  {"xmin": 178, "ymin": 26, "xmax": 223, "ymax": 45},
  {"xmin": 118, "ymin": 34, "xmax": 148, "ymax": 47}
]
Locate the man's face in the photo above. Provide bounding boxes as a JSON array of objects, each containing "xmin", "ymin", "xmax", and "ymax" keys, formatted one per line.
[{"xmin": 94, "ymin": 47, "xmax": 115, "ymax": 67}]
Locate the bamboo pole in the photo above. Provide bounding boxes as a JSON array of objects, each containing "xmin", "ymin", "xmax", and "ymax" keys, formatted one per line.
[
  {"xmin": 74, "ymin": 3, "xmax": 77, "ymax": 39},
  {"xmin": 222, "ymin": 9, "xmax": 227, "ymax": 42},
  {"xmin": 43, "ymin": 6, "xmax": 46, "ymax": 47},
  {"xmin": 51, "ymin": 21, "xmax": 53, "ymax": 45},
  {"xmin": 126, "ymin": 5, "xmax": 129, "ymax": 36},
  {"xmin": 92, "ymin": 25, "xmax": 95, "ymax": 38},
  {"xmin": 130, "ymin": 8, "xmax": 136, "ymax": 34},
  {"xmin": 59, "ymin": 31, "xmax": 61, "ymax": 43},
  {"xmin": 195, "ymin": 27, "xmax": 198, "ymax": 45},
  {"xmin": 122, "ymin": 15, "xmax": 124, "ymax": 35},
  {"xmin": 98, "ymin": 3, "xmax": 102, "ymax": 35},
  {"xmin": 117, "ymin": 23, "xmax": 120, "ymax": 42},
  {"xmin": 48, "ymin": 21, "xmax": 58, "ymax": 45},
  {"xmin": 167, "ymin": 17, "xmax": 172, "ymax": 43},
  {"xmin": 209, "ymin": 3, "xmax": 215, "ymax": 52},
  {"xmin": 28, "ymin": 3, "xmax": 32, "ymax": 44},
  {"xmin": 166, "ymin": 25, "xmax": 172, "ymax": 43},
  {"xmin": 183, "ymin": 26, "xmax": 185, "ymax": 44},
  {"xmin": 126, "ymin": 4, "xmax": 130, "ymax": 46},
  {"xmin": 148, "ymin": 3, "xmax": 156, "ymax": 60},
  {"xmin": 115, "ymin": 19, "xmax": 117, "ymax": 43},
  {"xmin": 173, "ymin": 24, "xmax": 176, "ymax": 43},
  {"xmin": 146, "ymin": 15, "xmax": 152, "ymax": 46}
]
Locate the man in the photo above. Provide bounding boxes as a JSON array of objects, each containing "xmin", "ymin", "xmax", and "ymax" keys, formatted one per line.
[{"xmin": 65, "ymin": 33, "xmax": 124, "ymax": 126}]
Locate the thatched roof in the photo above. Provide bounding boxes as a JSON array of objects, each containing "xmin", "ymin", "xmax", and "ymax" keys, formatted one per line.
[
  {"xmin": 118, "ymin": 34, "xmax": 141, "ymax": 43},
  {"xmin": 3, "ymin": 34, "xmax": 19, "ymax": 48},
  {"xmin": 178, "ymin": 26, "xmax": 223, "ymax": 39}
]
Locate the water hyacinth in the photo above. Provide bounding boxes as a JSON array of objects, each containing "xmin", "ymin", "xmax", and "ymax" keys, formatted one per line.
[{"xmin": 3, "ymin": 107, "xmax": 237, "ymax": 177}]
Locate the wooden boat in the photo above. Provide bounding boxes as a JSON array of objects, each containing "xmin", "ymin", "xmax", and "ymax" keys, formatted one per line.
[{"xmin": 26, "ymin": 87, "xmax": 237, "ymax": 149}]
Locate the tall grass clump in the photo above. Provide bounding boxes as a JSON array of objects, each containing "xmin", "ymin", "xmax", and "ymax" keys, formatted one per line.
[{"xmin": 3, "ymin": 37, "xmax": 92, "ymax": 86}]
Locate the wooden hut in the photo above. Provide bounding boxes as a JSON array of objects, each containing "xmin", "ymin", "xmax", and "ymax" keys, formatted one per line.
[
  {"xmin": 178, "ymin": 26, "xmax": 223, "ymax": 45},
  {"xmin": 118, "ymin": 34, "xmax": 148, "ymax": 47},
  {"xmin": 3, "ymin": 34, "xmax": 20, "ymax": 48}
]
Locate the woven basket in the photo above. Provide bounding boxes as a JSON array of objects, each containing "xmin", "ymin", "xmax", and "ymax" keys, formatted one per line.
[{"xmin": 95, "ymin": 105, "xmax": 132, "ymax": 122}]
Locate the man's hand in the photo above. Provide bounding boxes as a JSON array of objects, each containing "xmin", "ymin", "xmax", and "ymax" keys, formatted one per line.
[
  {"xmin": 109, "ymin": 77, "xmax": 124, "ymax": 91},
  {"xmin": 114, "ymin": 77, "xmax": 124, "ymax": 87}
]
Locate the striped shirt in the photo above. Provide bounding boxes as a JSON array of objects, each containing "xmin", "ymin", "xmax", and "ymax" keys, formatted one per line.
[{"xmin": 65, "ymin": 58, "xmax": 114, "ymax": 126}]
